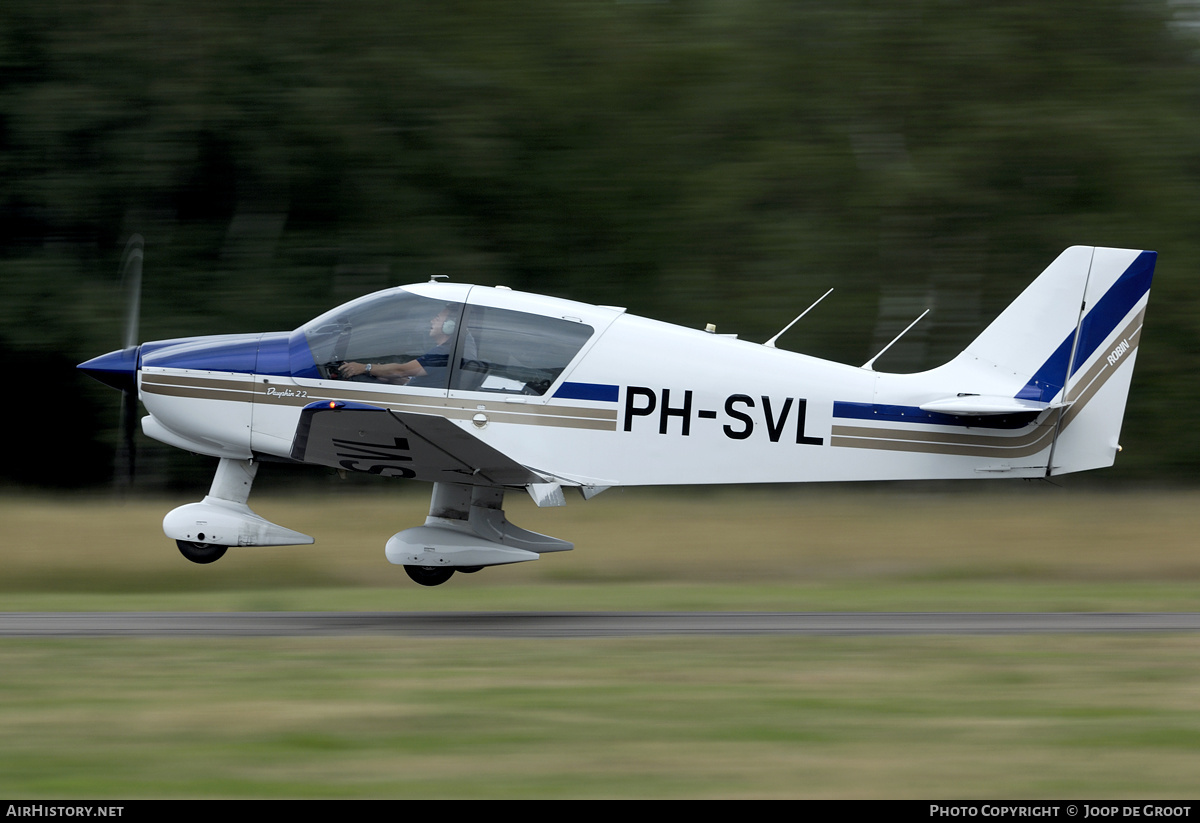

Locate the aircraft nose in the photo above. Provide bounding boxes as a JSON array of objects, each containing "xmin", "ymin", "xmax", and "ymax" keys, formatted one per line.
[{"xmin": 78, "ymin": 346, "xmax": 139, "ymax": 393}]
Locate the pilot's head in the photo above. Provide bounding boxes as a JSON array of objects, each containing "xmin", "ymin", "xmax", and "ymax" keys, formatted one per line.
[{"xmin": 430, "ymin": 304, "xmax": 458, "ymax": 341}]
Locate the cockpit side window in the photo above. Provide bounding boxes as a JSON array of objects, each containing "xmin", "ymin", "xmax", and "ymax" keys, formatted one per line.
[{"xmin": 451, "ymin": 305, "xmax": 593, "ymax": 395}]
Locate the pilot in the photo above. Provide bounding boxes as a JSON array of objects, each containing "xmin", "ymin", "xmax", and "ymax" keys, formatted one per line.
[{"xmin": 338, "ymin": 304, "xmax": 461, "ymax": 387}]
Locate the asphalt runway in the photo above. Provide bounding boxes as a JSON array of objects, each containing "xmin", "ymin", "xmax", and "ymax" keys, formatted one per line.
[{"xmin": 3, "ymin": 612, "xmax": 1200, "ymax": 637}]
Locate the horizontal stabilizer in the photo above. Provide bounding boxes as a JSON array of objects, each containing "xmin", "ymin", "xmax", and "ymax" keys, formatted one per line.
[{"xmin": 919, "ymin": 395, "xmax": 1055, "ymax": 416}]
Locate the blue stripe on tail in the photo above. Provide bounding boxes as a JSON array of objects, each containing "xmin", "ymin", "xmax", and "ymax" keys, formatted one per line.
[{"xmin": 1015, "ymin": 250, "xmax": 1155, "ymax": 402}]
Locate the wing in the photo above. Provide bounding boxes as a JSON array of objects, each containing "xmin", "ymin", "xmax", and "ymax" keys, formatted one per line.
[{"xmin": 290, "ymin": 401, "xmax": 543, "ymax": 486}]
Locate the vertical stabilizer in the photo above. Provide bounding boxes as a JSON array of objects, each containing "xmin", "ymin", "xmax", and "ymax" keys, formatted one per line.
[
  {"xmin": 956, "ymin": 246, "xmax": 1095, "ymax": 404},
  {"xmin": 943, "ymin": 247, "xmax": 1155, "ymax": 476}
]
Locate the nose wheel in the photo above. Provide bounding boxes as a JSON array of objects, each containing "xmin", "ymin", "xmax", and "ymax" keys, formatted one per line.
[
  {"xmin": 404, "ymin": 565, "xmax": 455, "ymax": 587},
  {"xmin": 176, "ymin": 540, "xmax": 229, "ymax": 565}
]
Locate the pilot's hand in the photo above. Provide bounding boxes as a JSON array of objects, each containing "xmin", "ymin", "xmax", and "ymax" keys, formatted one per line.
[{"xmin": 338, "ymin": 361, "xmax": 366, "ymax": 378}]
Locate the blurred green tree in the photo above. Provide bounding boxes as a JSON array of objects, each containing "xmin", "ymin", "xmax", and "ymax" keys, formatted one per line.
[{"xmin": 2, "ymin": 0, "xmax": 1198, "ymax": 487}]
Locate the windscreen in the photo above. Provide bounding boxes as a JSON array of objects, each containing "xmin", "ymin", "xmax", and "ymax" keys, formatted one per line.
[
  {"xmin": 299, "ymin": 289, "xmax": 594, "ymax": 395},
  {"xmin": 300, "ymin": 290, "xmax": 464, "ymax": 390}
]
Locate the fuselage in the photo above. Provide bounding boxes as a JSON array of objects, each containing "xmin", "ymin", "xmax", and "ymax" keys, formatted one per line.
[{"xmin": 81, "ymin": 279, "xmax": 1082, "ymax": 489}]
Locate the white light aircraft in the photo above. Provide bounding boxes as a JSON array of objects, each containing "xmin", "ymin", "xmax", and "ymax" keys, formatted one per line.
[{"xmin": 79, "ymin": 245, "xmax": 1155, "ymax": 585}]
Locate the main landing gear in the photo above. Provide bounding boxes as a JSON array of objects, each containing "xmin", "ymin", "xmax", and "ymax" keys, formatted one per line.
[
  {"xmin": 403, "ymin": 565, "xmax": 456, "ymax": 587},
  {"xmin": 386, "ymin": 482, "xmax": 573, "ymax": 586},
  {"xmin": 402, "ymin": 563, "xmax": 486, "ymax": 587}
]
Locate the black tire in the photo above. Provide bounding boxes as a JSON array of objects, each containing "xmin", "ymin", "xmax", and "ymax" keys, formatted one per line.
[
  {"xmin": 458, "ymin": 566, "xmax": 483, "ymax": 574},
  {"xmin": 176, "ymin": 540, "xmax": 228, "ymax": 565},
  {"xmin": 404, "ymin": 565, "xmax": 455, "ymax": 587}
]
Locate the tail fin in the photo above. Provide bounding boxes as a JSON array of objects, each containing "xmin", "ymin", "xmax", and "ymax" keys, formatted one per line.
[
  {"xmin": 1048, "ymin": 248, "xmax": 1155, "ymax": 474},
  {"xmin": 953, "ymin": 246, "xmax": 1155, "ymax": 475}
]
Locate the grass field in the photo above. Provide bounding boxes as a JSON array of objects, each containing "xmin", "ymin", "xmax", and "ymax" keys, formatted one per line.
[{"xmin": 2, "ymin": 486, "xmax": 1199, "ymax": 798}]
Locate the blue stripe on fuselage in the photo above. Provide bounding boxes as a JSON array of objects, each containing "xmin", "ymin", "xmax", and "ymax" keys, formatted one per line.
[
  {"xmin": 832, "ymin": 401, "xmax": 1037, "ymax": 430},
  {"xmin": 554, "ymin": 382, "xmax": 620, "ymax": 402}
]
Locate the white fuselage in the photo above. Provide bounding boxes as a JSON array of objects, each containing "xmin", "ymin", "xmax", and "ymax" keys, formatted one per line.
[{"xmin": 138, "ymin": 293, "xmax": 1066, "ymax": 488}]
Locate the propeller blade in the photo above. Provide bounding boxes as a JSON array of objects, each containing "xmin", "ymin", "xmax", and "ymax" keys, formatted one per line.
[
  {"xmin": 117, "ymin": 234, "xmax": 144, "ymax": 486},
  {"xmin": 121, "ymin": 234, "xmax": 143, "ymax": 351}
]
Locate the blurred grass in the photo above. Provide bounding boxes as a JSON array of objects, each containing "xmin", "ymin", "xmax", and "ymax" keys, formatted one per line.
[
  {"xmin": 2, "ymin": 634, "xmax": 1199, "ymax": 798},
  {"xmin": 3, "ymin": 485, "xmax": 1199, "ymax": 609},
  {"xmin": 2, "ymin": 487, "xmax": 1200, "ymax": 798}
]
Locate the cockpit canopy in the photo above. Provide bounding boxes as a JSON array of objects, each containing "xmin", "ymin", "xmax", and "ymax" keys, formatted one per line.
[{"xmin": 298, "ymin": 288, "xmax": 595, "ymax": 395}]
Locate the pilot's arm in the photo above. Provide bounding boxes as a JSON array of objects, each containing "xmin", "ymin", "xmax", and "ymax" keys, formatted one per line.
[{"xmin": 338, "ymin": 360, "xmax": 425, "ymax": 382}]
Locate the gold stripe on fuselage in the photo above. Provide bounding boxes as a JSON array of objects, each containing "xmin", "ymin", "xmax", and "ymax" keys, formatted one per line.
[
  {"xmin": 140, "ymin": 372, "xmax": 618, "ymax": 432},
  {"xmin": 831, "ymin": 419, "xmax": 1058, "ymax": 459},
  {"xmin": 140, "ymin": 373, "xmax": 254, "ymax": 404}
]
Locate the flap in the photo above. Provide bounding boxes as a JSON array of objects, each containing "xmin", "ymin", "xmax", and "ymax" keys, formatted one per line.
[{"xmin": 291, "ymin": 401, "xmax": 543, "ymax": 486}]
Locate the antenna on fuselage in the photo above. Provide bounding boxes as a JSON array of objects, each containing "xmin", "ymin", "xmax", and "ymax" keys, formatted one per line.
[
  {"xmin": 763, "ymin": 288, "xmax": 834, "ymax": 348},
  {"xmin": 861, "ymin": 309, "xmax": 930, "ymax": 371}
]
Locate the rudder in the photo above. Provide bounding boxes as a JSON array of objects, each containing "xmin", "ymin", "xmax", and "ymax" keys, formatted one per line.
[{"xmin": 1048, "ymin": 248, "xmax": 1155, "ymax": 475}]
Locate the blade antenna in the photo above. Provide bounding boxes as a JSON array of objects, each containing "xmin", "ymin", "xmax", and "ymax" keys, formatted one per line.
[
  {"xmin": 861, "ymin": 309, "xmax": 930, "ymax": 371},
  {"xmin": 764, "ymin": 288, "xmax": 834, "ymax": 348}
]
